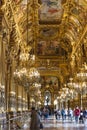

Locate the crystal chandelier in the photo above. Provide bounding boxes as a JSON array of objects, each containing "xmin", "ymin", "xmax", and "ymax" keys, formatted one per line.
[
  {"xmin": 75, "ymin": 64, "xmax": 87, "ymax": 92},
  {"xmin": 14, "ymin": 67, "xmax": 27, "ymax": 77},
  {"xmin": 20, "ymin": 52, "xmax": 29, "ymax": 62},
  {"xmin": 75, "ymin": 71, "xmax": 87, "ymax": 94},
  {"xmin": 32, "ymin": 82, "xmax": 41, "ymax": 88},
  {"xmin": 77, "ymin": 70, "xmax": 87, "ymax": 81},
  {"xmin": 29, "ymin": 67, "xmax": 40, "ymax": 79},
  {"xmin": 19, "ymin": 43, "xmax": 32, "ymax": 62},
  {"xmin": 13, "ymin": 67, "xmax": 40, "ymax": 87},
  {"xmin": 68, "ymin": 66, "xmax": 87, "ymax": 109}
]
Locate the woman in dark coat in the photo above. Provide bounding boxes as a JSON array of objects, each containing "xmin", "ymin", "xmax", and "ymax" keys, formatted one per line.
[{"xmin": 30, "ymin": 107, "xmax": 40, "ymax": 130}]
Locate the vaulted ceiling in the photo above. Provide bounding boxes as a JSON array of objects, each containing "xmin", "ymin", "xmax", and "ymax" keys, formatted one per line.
[{"xmin": 2, "ymin": 0, "xmax": 87, "ymax": 91}]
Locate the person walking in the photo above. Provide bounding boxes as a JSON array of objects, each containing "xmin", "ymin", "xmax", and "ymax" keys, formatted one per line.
[
  {"xmin": 74, "ymin": 106, "xmax": 80, "ymax": 123},
  {"xmin": 30, "ymin": 107, "xmax": 40, "ymax": 130},
  {"xmin": 61, "ymin": 108, "xmax": 65, "ymax": 122},
  {"xmin": 68, "ymin": 108, "xmax": 73, "ymax": 121}
]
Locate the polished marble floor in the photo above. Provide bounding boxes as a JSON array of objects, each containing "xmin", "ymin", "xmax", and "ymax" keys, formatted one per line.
[
  {"xmin": 21, "ymin": 116, "xmax": 87, "ymax": 130},
  {"xmin": 42, "ymin": 116, "xmax": 87, "ymax": 130},
  {"xmin": 1, "ymin": 115, "xmax": 87, "ymax": 130}
]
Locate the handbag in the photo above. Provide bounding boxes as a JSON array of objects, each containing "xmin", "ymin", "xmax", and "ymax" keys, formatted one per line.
[{"xmin": 40, "ymin": 122, "xmax": 43, "ymax": 129}]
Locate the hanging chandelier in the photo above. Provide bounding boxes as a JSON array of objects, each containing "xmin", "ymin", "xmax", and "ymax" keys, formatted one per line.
[
  {"xmin": 28, "ymin": 67, "xmax": 40, "ymax": 79},
  {"xmin": 19, "ymin": 43, "xmax": 32, "ymax": 62},
  {"xmin": 13, "ymin": 67, "xmax": 40, "ymax": 87},
  {"xmin": 20, "ymin": 52, "xmax": 29, "ymax": 62}
]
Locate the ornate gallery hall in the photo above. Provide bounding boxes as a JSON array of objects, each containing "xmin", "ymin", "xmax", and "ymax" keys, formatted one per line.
[{"xmin": 0, "ymin": 0, "xmax": 87, "ymax": 130}]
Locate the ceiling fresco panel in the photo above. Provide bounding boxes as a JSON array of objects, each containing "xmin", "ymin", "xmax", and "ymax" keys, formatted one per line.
[
  {"xmin": 36, "ymin": 40, "xmax": 68, "ymax": 57},
  {"xmin": 38, "ymin": 27, "xmax": 59, "ymax": 39},
  {"xmin": 38, "ymin": 0, "xmax": 64, "ymax": 24},
  {"xmin": 40, "ymin": 76, "xmax": 59, "ymax": 90}
]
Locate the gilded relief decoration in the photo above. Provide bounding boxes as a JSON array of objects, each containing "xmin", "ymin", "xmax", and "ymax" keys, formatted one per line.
[
  {"xmin": 14, "ymin": 0, "xmax": 28, "ymax": 5},
  {"xmin": 71, "ymin": 6, "xmax": 87, "ymax": 24},
  {"xmin": 14, "ymin": 0, "xmax": 28, "ymax": 23},
  {"xmin": 38, "ymin": 0, "xmax": 63, "ymax": 24}
]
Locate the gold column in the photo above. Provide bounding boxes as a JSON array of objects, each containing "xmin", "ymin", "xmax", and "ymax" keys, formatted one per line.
[
  {"xmin": 15, "ymin": 83, "xmax": 18, "ymax": 112},
  {"xmin": 9, "ymin": 60, "xmax": 16, "ymax": 112},
  {"xmin": 65, "ymin": 100, "xmax": 68, "ymax": 108},
  {"xmin": 22, "ymin": 87, "xmax": 25, "ymax": 111},
  {"xmin": 25, "ymin": 92, "xmax": 28, "ymax": 111},
  {"xmin": 0, "ymin": 33, "xmax": 3, "ymax": 82},
  {"xmin": 30, "ymin": 0, "xmax": 39, "ymax": 54},
  {"xmin": 78, "ymin": 93, "xmax": 81, "ymax": 109},
  {"xmin": 27, "ymin": 92, "xmax": 30, "ymax": 110},
  {"xmin": 17, "ymin": 85, "xmax": 22, "ymax": 112},
  {"xmin": 5, "ymin": 48, "xmax": 11, "ymax": 113},
  {"xmin": 0, "ymin": 8, "xmax": 6, "ymax": 112},
  {"xmin": 51, "ymin": 92, "xmax": 54, "ymax": 108}
]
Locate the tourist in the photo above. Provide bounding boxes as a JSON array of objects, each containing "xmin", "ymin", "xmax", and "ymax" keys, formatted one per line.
[
  {"xmin": 74, "ymin": 106, "xmax": 80, "ymax": 123},
  {"xmin": 30, "ymin": 107, "xmax": 40, "ymax": 130}
]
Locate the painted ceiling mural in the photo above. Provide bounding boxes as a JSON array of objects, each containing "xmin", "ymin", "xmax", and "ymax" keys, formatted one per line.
[
  {"xmin": 39, "ymin": 0, "xmax": 63, "ymax": 23},
  {"xmin": 37, "ymin": 40, "xmax": 67, "ymax": 56},
  {"xmin": 39, "ymin": 28, "xmax": 59, "ymax": 38},
  {"xmin": 37, "ymin": 0, "xmax": 68, "ymax": 57},
  {"xmin": 40, "ymin": 76, "xmax": 59, "ymax": 90},
  {"xmin": 37, "ymin": 0, "xmax": 87, "ymax": 58}
]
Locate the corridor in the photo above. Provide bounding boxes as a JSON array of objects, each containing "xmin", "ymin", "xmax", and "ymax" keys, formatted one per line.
[{"xmin": 0, "ymin": 1, "xmax": 87, "ymax": 130}]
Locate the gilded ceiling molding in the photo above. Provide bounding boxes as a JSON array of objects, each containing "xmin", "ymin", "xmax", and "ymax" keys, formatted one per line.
[
  {"xmin": 41, "ymin": 86, "xmax": 54, "ymax": 94},
  {"xmin": 18, "ymin": 2, "xmax": 32, "ymax": 34},
  {"xmin": 70, "ymin": 36, "xmax": 87, "ymax": 74},
  {"xmin": 1, "ymin": 2, "xmax": 12, "ymax": 28},
  {"xmin": 39, "ymin": 25, "xmax": 60, "ymax": 28},
  {"xmin": 70, "ymin": 15, "xmax": 83, "ymax": 28},
  {"xmin": 1, "ymin": 0, "xmax": 31, "ymax": 69},
  {"xmin": 0, "ymin": 0, "xmax": 3, "ymax": 7},
  {"xmin": 38, "ymin": 34, "xmax": 59, "ymax": 41},
  {"xmin": 2, "ymin": 0, "xmax": 86, "ymax": 93},
  {"xmin": 67, "ymin": 22, "xmax": 79, "ymax": 38},
  {"xmin": 58, "ymin": 34, "xmax": 72, "ymax": 53},
  {"xmin": 28, "ymin": 0, "xmax": 40, "ymax": 57},
  {"xmin": 39, "ymin": 66, "xmax": 69, "ymax": 84},
  {"xmin": 65, "ymin": 33, "xmax": 74, "ymax": 43},
  {"xmin": 62, "ymin": 0, "xmax": 75, "ymax": 21},
  {"xmin": 72, "ymin": 24, "xmax": 87, "ymax": 56},
  {"xmin": 9, "ymin": 3, "xmax": 24, "ymax": 42},
  {"xmin": 2, "ymin": 1, "xmax": 20, "ymax": 43},
  {"xmin": 62, "ymin": 0, "xmax": 87, "ymax": 52}
]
